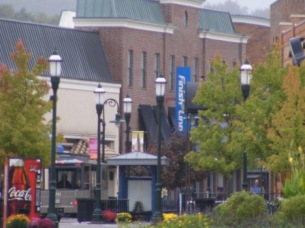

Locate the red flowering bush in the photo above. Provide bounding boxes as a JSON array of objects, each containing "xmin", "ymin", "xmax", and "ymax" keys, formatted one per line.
[
  {"xmin": 102, "ymin": 210, "xmax": 117, "ymax": 222},
  {"xmin": 29, "ymin": 217, "xmax": 54, "ymax": 228}
]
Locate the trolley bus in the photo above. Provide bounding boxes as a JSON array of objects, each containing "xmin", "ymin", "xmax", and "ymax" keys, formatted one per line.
[{"xmin": 39, "ymin": 154, "xmax": 108, "ymax": 217}]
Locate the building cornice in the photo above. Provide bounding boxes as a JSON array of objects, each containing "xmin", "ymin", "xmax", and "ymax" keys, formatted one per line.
[
  {"xmin": 290, "ymin": 14, "xmax": 305, "ymax": 19},
  {"xmin": 279, "ymin": 22, "xmax": 293, "ymax": 26},
  {"xmin": 38, "ymin": 76, "xmax": 121, "ymax": 94},
  {"xmin": 74, "ymin": 18, "xmax": 175, "ymax": 34},
  {"xmin": 159, "ymin": 0, "xmax": 204, "ymax": 8},
  {"xmin": 231, "ymin": 15, "xmax": 270, "ymax": 27},
  {"xmin": 199, "ymin": 30, "xmax": 250, "ymax": 43}
]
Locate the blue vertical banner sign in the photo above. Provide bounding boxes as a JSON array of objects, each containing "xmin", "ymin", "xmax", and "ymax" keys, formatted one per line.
[{"xmin": 175, "ymin": 67, "xmax": 191, "ymax": 136}]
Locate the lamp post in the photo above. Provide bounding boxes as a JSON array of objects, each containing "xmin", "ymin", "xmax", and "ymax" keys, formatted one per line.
[
  {"xmin": 123, "ymin": 95, "xmax": 132, "ymax": 152},
  {"xmin": 46, "ymin": 50, "xmax": 62, "ymax": 227},
  {"xmin": 92, "ymin": 84, "xmax": 123, "ymax": 221},
  {"xmin": 91, "ymin": 83, "xmax": 105, "ymax": 221},
  {"xmin": 240, "ymin": 59, "xmax": 252, "ymax": 191},
  {"xmin": 152, "ymin": 75, "xmax": 167, "ymax": 223}
]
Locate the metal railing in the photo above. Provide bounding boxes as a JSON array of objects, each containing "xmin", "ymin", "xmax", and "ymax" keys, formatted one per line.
[
  {"xmin": 100, "ymin": 199, "xmax": 129, "ymax": 212},
  {"xmin": 161, "ymin": 192, "xmax": 281, "ymax": 215}
]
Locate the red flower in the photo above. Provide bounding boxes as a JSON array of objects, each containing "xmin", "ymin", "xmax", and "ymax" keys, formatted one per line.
[{"xmin": 102, "ymin": 210, "xmax": 117, "ymax": 222}]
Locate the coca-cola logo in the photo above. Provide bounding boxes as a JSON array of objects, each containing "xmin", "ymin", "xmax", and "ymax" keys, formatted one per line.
[{"xmin": 8, "ymin": 187, "xmax": 31, "ymax": 201}]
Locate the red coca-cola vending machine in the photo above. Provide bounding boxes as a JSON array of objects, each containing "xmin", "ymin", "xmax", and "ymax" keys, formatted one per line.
[{"xmin": 4, "ymin": 158, "xmax": 41, "ymax": 221}]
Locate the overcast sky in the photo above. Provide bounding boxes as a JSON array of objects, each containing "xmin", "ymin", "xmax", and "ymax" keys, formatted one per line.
[{"xmin": 205, "ymin": 0, "xmax": 276, "ymax": 11}]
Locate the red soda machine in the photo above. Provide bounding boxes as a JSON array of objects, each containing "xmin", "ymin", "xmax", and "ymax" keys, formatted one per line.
[{"xmin": 2, "ymin": 158, "xmax": 41, "ymax": 227}]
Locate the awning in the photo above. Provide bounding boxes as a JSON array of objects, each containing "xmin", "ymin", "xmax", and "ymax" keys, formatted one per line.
[
  {"xmin": 168, "ymin": 107, "xmax": 175, "ymax": 130},
  {"xmin": 153, "ymin": 105, "xmax": 171, "ymax": 141},
  {"xmin": 138, "ymin": 104, "xmax": 157, "ymax": 141},
  {"xmin": 56, "ymin": 158, "xmax": 84, "ymax": 165},
  {"xmin": 185, "ymin": 82, "xmax": 206, "ymax": 114},
  {"xmin": 107, "ymin": 151, "xmax": 169, "ymax": 166}
]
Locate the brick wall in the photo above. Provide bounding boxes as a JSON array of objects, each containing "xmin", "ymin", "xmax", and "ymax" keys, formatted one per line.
[
  {"xmin": 234, "ymin": 23, "xmax": 270, "ymax": 66},
  {"xmin": 271, "ymin": 0, "xmax": 305, "ymax": 43},
  {"xmin": 203, "ymin": 39, "xmax": 242, "ymax": 69},
  {"xmin": 281, "ymin": 20, "xmax": 305, "ymax": 66}
]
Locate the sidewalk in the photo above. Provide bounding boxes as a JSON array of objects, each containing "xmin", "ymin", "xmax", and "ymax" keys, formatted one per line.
[{"xmin": 59, "ymin": 218, "xmax": 150, "ymax": 228}]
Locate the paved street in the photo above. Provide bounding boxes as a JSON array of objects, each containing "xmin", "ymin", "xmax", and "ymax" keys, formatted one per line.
[
  {"xmin": 59, "ymin": 218, "xmax": 116, "ymax": 228},
  {"xmin": 59, "ymin": 218, "xmax": 149, "ymax": 228}
]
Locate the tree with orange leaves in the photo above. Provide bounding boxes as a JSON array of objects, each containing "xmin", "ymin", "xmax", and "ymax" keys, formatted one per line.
[{"xmin": 0, "ymin": 39, "xmax": 52, "ymax": 167}]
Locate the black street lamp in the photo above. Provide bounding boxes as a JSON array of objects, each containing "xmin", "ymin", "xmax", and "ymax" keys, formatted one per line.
[
  {"xmin": 123, "ymin": 95, "xmax": 132, "ymax": 152},
  {"xmin": 46, "ymin": 50, "xmax": 62, "ymax": 227},
  {"xmin": 152, "ymin": 75, "xmax": 167, "ymax": 224},
  {"xmin": 91, "ymin": 83, "xmax": 105, "ymax": 222},
  {"xmin": 92, "ymin": 84, "xmax": 123, "ymax": 221},
  {"xmin": 240, "ymin": 59, "xmax": 252, "ymax": 191}
]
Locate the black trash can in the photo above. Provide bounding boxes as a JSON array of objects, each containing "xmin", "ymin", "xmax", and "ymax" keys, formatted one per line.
[
  {"xmin": 77, "ymin": 198, "xmax": 95, "ymax": 223},
  {"xmin": 195, "ymin": 198, "xmax": 215, "ymax": 212}
]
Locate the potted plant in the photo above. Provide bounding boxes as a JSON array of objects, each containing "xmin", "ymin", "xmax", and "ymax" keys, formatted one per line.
[{"xmin": 6, "ymin": 214, "xmax": 30, "ymax": 228}]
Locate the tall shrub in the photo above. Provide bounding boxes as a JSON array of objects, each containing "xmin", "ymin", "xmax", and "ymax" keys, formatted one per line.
[
  {"xmin": 282, "ymin": 145, "xmax": 305, "ymax": 197},
  {"xmin": 271, "ymin": 195, "xmax": 305, "ymax": 226},
  {"xmin": 213, "ymin": 191, "xmax": 268, "ymax": 227}
]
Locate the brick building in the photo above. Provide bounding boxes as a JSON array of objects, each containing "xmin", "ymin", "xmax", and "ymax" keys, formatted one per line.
[
  {"xmin": 270, "ymin": 0, "xmax": 305, "ymax": 44},
  {"xmin": 232, "ymin": 15, "xmax": 270, "ymax": 66},
  {"xmin": 271, "ymin": 0, "xmax": 305, "ymax": 65},
  {"xmin": 74, "ymin": 0, "xmax": 250, "ymax": 154}
]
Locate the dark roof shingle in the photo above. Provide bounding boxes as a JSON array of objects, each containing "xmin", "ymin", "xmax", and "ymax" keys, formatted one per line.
[{"xmin": 0, "ymin": 19, "xmax": 112, "ymax": 82}]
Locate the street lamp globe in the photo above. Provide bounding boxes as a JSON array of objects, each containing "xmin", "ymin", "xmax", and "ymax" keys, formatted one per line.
[
  {"xmin": 240, "ymin": 59, "xmax": 252, "ymax": 101},
  {"xmin": 111, "ymin": 112, "xmax": 125, "ymax": 127},
  {"xmin": 49, "ymin": 50, "xmax": 62, "ymax": 77},
  {"xmin": 94, "ymin": 83, "xmax": 105, "ymax": 105},
  {"xmin": 155, "ymin": 76, "xmax": 166, "ymax": 96},
  {"xmin": 123, "ymin": 95, "xmax": 132, "ymax": 152},
  {"xmin": 123, "ymin": 95, "xmax": 132, "ymax": 114}
]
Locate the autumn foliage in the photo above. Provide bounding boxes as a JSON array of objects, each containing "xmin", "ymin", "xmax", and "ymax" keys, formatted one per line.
[{"xmin": 0, "ymin": 39, "xmax": 52, "ymax": 167}]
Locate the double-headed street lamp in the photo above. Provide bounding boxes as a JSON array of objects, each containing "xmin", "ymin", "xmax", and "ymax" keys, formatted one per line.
[
  {"xmin": 152, "ymin": 75, "xmax": 167, "ymax": 224},
  {"xmin": 92, "ymin": 84, "xmax": 125, "ymax": 221},
  {"xmin": 240, "ymin": 59, "xmax": 252, "ymax": 191},
  {"xmin": 123, "ymin": 95, "xmax": 132, "ymax": 153},
  {"xmin": 46, "ymin": 50, "xmax": 63, "ymax": 227}
]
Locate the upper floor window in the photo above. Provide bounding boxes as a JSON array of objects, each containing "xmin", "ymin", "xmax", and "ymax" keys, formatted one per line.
[
  {"xmin": 169, "ymin": 55, "xmax": 175, "ymax": 91},
  {"xmin": 154, "ymin": 53, "xmax": 160, "ymax": 77},
  {"xmin": 183, "ymin": 56, "xmax": 188, "ymax": 67},
  {"xmin": 127, "ymin": 50, "xmax": 133, "ymax": 87},
  {"xmin": 193, "ymin": 58, "xmax": 198, "ymax": 82},
  {"xmin": 183, "ymin": 11, "xmax": 188, "ymax": 27},
  {"xmin": 141, "ymin": 52, "xmax": 147, "ymax": 88},
  {"xmin": 209, "ymin": 61, "xmax": 214, "ymax": 73}
]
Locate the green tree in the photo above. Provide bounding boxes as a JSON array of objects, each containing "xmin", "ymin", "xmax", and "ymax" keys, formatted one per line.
[
  {"xmin": 185, "ymin": 55, "xmax": 242, "ymax": 177},
  {"xmin": 0, "ymin": 39, "xmax": 52, "ymax": 167},
  {"xmin": 265, "ymin": 65, "xmax": 305, "ymax": 171},
  {"xmin": 185, "ymin": 44, "xmax": 289, "ymax": 182},
  {"xmin": 232, "ymin": 43, "xmax": 286, "ymax": 171}
]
